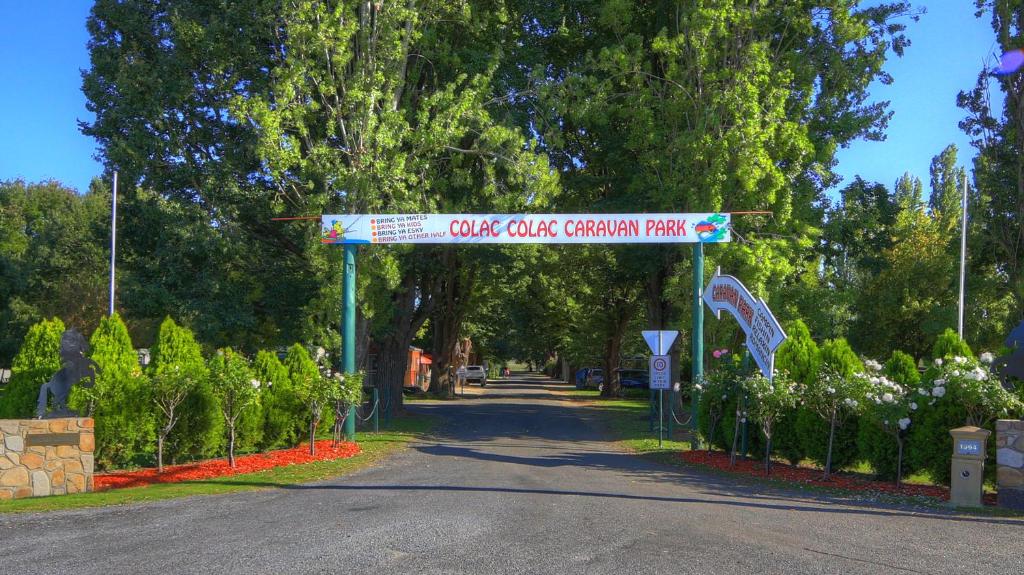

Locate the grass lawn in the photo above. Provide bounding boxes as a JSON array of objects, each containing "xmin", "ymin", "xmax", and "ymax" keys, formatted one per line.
[
  {"xmin": 0, "ymin": 414, "xmax": 435, "ymax": 514},
  {"xmin": 566, "ymin": 388, "xmax": 695, "ymax": 459}
]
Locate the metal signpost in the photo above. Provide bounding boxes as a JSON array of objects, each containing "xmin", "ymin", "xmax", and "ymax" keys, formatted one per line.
[
  {"xmin": 643, "ymin": 330, "xmax": 678, "ymax": 447},
  {"xmin": 318, "ymin": 213, "xmax": 731, "ymax": 436}
]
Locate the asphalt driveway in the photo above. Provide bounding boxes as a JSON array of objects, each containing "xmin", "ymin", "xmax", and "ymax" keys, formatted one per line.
[{"xmin": 1, "ymin": 374, "xmax": 1020, "ymax": 574}]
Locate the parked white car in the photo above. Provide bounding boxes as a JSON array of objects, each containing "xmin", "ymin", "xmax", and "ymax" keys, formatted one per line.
[{"xmin": 465, "ymin": 365, "xmax": 487, "ymax": 386}]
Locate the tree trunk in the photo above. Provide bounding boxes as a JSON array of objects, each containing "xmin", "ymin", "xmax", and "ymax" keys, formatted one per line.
[
  {"xmin": 157, "ymin": 435, "xmax": 164, "ymax": 472},
  {"xmin": 824, "ymin": 411, "xmax": 837, "ymax": 480},
  {"xmin": 729, "ymin": 407, "xmax": 742, "ymax": 466},
  {"xmin": 896, "ymin": 436, "xmax": 904, "ymax": 488},
  {"xmin": 764, "ymin": 432, "xmax": 773, "ymax": 476},
  {"xmin": 309, "ymin": 412, "xmax": 316, "ymax": 455},
  {"xmin": 381, "ymin": 260, "xmax": 437, "ymax": 409},
  {"xmin": 600, "ymin": 302, "xmax": 632, "ymax": 398},
  {"xmin": 228, "ymin": 424, "xmax": 236, "ymax": 468},
  {"xmin": 429, "ymin": 249, "xmax": 474, "ymax": 394}
]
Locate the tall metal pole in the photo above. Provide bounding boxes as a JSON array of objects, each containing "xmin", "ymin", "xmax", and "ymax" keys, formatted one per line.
[
  {"xmin": 957, "ymin": 173, "xmax": 968, "ymax": 338},
  {"xmin": 108, "ymin": 171, "xmax": 118, "ymax": 316},
  {"xmin": 658, "ymin": 331, "xmax": 664, "ymax": 447},
  {"xmin": 691, "ymin": 242, "xmax": 704, "ymax": 449},
  {"xmin": 343, "ymin": 244, "xmax": 358, "ymax": 440}
]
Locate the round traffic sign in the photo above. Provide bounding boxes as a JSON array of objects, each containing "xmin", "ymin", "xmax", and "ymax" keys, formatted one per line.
[{"xmin": 652, "ymin": 357, "xmax": 668, "ymax": 371}]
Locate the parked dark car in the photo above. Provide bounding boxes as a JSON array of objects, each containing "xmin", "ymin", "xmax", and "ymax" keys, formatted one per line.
[
  {"xmin": 575, "ymin": 367, "xmax": 604, "ymax": 389},
  {"xmin": 616, "ymin": 368, "xmax": 649, "ymax": 389}
]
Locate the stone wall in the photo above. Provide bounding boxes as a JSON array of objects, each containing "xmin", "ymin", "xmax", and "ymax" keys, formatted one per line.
[
  {"xmin": 0, "ymin": 418, "xmax": 94, "ymax": 499},
  {"xmin": 996, "ymin": 419, "xmax": 1024, "ymax": 511}
]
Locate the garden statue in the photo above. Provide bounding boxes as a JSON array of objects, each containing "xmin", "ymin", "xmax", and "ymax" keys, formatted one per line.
[
  {"xmin": 36, "ymin": 329, "xmax": 98, "ymax": 419},
  {"xmin": 993, "ymin": 320, "xmax": 1024, "ymax": 391}
]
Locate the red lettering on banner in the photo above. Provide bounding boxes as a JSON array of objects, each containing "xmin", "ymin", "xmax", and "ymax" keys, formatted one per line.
[{"xmin": 585, "ymin": 220, "xmax": 595, "ymax": 236}]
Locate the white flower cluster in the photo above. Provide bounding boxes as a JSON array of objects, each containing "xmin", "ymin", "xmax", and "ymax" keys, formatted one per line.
[
  {"xmin": 863, "ymin": 359, "xmax": 883, "ymax": 372},
  {"xmin": 980, "ymin": 352, "xmax": 995, "ymax": 364},
  {"xmin": 843, "ymin": 398, "xmax": 859, "ymax": 409}
]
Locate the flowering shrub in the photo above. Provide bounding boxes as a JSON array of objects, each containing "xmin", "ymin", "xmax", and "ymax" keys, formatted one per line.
[
  {"xmin": 908, "ymin": 354, "xmax": 1022, "ymax": 484},
  {"xmin": 797, "ymin": 366, "xmax": 868, "ymax": 478},
  {"xmin": 855, "ymin": 363, "xmax": 915, "ymax": 485},
  {"xmin": 742, "ymin": 371, "xmax": 797, "ymax": 474},
  {"xmin": 696, "ymin": 370, "xmax": 734, "ymax": 453}
]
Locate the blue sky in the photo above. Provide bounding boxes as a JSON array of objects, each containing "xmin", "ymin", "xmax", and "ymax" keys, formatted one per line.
[{"xmin": 0, "ymin": 2, "xmax": 1005, "ymax": 196}]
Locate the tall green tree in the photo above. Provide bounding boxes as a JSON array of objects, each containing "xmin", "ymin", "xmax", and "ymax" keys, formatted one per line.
[
  {"xmin": 958, "ymin": 1, "xmax": 1024, "ymax": 345},
  {"xmin": 0, "ymin": 180, "xmax": 110, "ymax": 365}
]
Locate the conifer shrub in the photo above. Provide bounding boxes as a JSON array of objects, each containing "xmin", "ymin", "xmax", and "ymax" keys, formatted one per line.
[
  {"xmin": 255, "ymin": 350, "xmax": 304, "ymax": 449},
  {"xmin": 85, "ymin": 314, "xmax": 154, "ymax": 468},
  {"xmin": 0, "ymin": 317, "xmax": 64, "ymax": 418},
  {"xmin": 932, "ymin": 328, "xmax": 973, "ymax": 360},
  {"xmin": 152, "ymin": 317, "xmax": 222, "ymax": 462}
]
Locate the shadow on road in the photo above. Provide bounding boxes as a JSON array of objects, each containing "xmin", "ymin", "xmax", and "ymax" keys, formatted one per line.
[{"xmin": 180, "ymin": 479, "xmax": 1023, "ymax": 526}]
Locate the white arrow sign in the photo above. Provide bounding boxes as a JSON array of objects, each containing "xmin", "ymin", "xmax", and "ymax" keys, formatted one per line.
[
  {"xmin": 642, "ymin": 330, "xmax": 679, "ymax": 355},
  {"xmin": 702, "ymin": 269, "xmax": 787, "ymax": 379}
]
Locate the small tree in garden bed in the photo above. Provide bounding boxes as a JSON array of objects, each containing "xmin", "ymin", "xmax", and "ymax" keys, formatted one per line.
[
  {"xmin": 331, "ymin": 371, "xmax": 365, "ymax": 446},
  {"xmin": 304, "ymin": 372, "xmax": 340, "ymax": 455},
  {"xmin": 801, "ymin": 366, "xmax": 868, "ymax": 479},
  {"xmin": 284, "ymin": 344, "xmax": 332, "ymax": 455},
  {"xmin": 696, "ymin": 371, "xmax": 732, "ymax": 455},
  {"xmin": 209, "ymin": 348, "xmax": 258, "ymax": 468},
  {"xmin": 742, "ymin": 371, "xmax": 797, "ymax": 475},
  {"xmin": 153, "ymin": 318, "xmax": 219, "ymax": 463},
  {"xmin": 152, "ymin": 368, "xmax": 198, "ymax": 472},
  {"xmin": 857, "ymin": 365, "xmax": 914, "ymax": 487}
]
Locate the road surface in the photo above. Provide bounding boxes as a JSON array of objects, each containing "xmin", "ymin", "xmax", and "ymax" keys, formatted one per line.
[{"xmin": 1, "ymin": 374, "xmax": 1021, "ymax": 574}]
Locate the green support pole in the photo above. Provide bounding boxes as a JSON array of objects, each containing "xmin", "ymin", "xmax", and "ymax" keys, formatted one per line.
[
  {"xmin": 691, "ymin": 242, "xmax": 704, "ymax": 449},
  {"xmin": 343, "ymin": 243, "xmax": 357, "ymax": 441},
  {"xmin": 372, "ymin": 387, "xmax": 379, "ymax": 433}
]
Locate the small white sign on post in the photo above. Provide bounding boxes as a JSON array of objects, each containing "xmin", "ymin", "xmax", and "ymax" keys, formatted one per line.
[{"xmin": 650, "ymin": 355, "xmax": 671, "ymax": 390}]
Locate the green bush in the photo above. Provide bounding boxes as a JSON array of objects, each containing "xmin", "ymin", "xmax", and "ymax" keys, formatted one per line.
[
  {"xmin": 775, "ymin": 319, "xmax": 820, "ymax": 386},
  {"xmin": 86, "ymin": 314, "xmax": 155, "ymax": 469},
  {"xmin": 772, "ymin": 407, "xmax": 806, "ymax": 465},
  {"xmin": 857, "ymin": 415, "xmax": 902, "ymax": 480},
  {"xmin": 152, "ymin": 317, "xmax": 222, "ymax": 462},
  {"xmin": 884, "ymin": 351, "xmax": 920, "ymax": 388},
  {"xmin": 285, "ymin": 344, "xmax": 320, "ymax": 445},
  {"xmin": 0, "ymin": 317, "xmax": 64, "ymax": 418},
  {"xmin": 820, "ymin": 338, "xmax": 863, "ymax": 377},
  {"xmin": 906, "ymin": 356, "xmax": 1019, "ymax": 485},
  {"xmin": 932, "ymin": 328, "xmax": 973, "ymax": 360},
  {"xmin": 255, "ymin": 350, "xmax": 304, "ymax": 449}
]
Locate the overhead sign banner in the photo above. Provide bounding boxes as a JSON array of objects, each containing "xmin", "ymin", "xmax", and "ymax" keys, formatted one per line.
[
  {"xmin": 321, "ymin": 213, "xmax": 730, "ymax": 245},
  {"xmin": 703, "ymin": 270, "xmax": 787, "ymax": 379}
]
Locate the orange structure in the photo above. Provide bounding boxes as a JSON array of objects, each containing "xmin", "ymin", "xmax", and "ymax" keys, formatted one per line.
[{"xmin": 406, "ymin": 347, "xmax": 432, "ymax": 391}]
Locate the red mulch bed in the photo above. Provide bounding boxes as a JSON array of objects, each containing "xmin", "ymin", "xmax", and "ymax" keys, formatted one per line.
[
  {"xmin": 680, "ymin": 450, "xmax": 997, "ymax": 505},
  {"xmin": 95, "ymin": 440, "xmax": 361, "ymax": 490}
]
